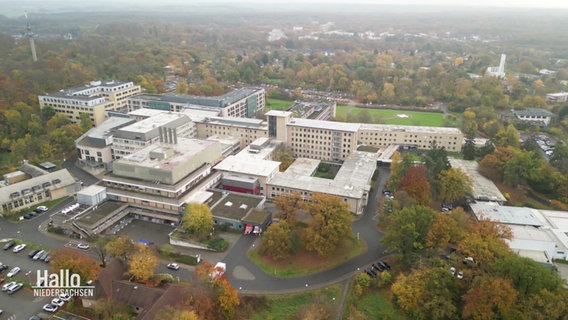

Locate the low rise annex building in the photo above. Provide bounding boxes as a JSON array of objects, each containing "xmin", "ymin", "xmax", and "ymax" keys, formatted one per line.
[
  {"xmin": 0, "ymin": 162, "xmax": 81, "ymax": 214},
  {"xmin": 449, "ymin": 158, "xmax": 507, "ymax": 203},
  {"xmin": 469, "ymin": 202, "xmax": 568, "ymax": 263}
]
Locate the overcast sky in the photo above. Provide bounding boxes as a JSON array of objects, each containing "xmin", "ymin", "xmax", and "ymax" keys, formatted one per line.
[
  {"xmin": 125, "ymin": 0, "xmax": 568, "ymax": 8},
  {"xmin": 27, "ymin": 0, "xmax": 568, "ymax": 9}
]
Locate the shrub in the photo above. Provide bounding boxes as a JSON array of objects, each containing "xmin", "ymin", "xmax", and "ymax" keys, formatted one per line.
[
  {"xmin": 206, "ymin": 236, "xmax": 228, "ymax": 252},
  {"xmin": 175, "ymin": 255, "xmax": 198, "ymax": 265}
]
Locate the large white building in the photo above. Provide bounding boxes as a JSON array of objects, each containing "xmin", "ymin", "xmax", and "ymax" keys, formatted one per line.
[
  {"xmin": 266, "ymin": 110, "xmax": 463, "ymax": 162},
  {"xmin": 38, "ymin": 80, "xmax": 141, "ymax": 126}
]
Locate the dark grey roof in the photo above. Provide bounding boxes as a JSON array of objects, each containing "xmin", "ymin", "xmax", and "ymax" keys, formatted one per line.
[
  {"xmin": 132, "ymin": 87, "xmax": 262, "ymax": 109},
  {"xmin": 512, "ymin": 108, "xmax": 554, "ymax": 117}
]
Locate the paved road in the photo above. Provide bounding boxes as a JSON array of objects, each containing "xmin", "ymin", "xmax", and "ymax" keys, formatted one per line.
[
  {"xmin": 1, "ymin": 160, "xmax": 392, "ymax": 297},
  {"xmin": 225, "ymin": 166, "xmax": 391, "ymax": 293}
]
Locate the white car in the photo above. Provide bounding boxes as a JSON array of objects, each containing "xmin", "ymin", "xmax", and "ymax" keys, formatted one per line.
[
  {"xmin": 77, "ymin": 243, "xmax": 90, "ymax": 250},
  {"xmin": 1, "ymin": 281, "xmax": 17, "ymax": 291},
  {"xmin": 36, "ymin": 206, "xmax": 49, "ymax": 212},
  {"xmin": 51, "ymin": 298, "xmax": 65, "ymax": 307},
  {"xmin": 7, "ymin": 267, "xmax": 21, "ymax": 277},
  {"xmin": 457, "ymin": 271, "xmax": 464, "ymax": 279},
  {"xmin": 7, "ymin": 282, "xmax": 23, "ymax": 294},
  {"xmin": 42, "ymin": 304, "xmax": 58, "ymax": 312},
  {"xmin": 12, "ymin": 244, "xmax": 27, "ymax": 253},
  {"xmin": 167, "ymin": 263, "xmax": 180, "ymax": 270},
  {"xmin": 59, "ymin": 293, "xmax": 71, "ymax": 301}
]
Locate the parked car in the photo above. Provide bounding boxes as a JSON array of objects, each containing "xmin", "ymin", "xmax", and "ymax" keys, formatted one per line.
[
  {"xmin": 33, "ymin": 250, "xmax": 45, "ymax": 261},
  {"xmin": 365, "ymin": 270, "xmax": 375, "ymax": 278},
  {"xmin": 2, "ymin": 240, "xmax": 15, "ymax": 251},
  {"xmin": 450, "ymin": 266, "xmax": 456, "ymax": 276},
  {"xmin": 7, "ymin": 282, "xmax": 23, "ymax": 294},
  {"xmin": 28, "ymin": 249, "xmax": 41, "ymax": 258},
  {"xmin": 12, "ymin": 244, "xmax": 27, "ymax": 253},
  {"xmin": 7, "ymin": 267, "xmax": 21, "ymax": 277},
  {"xmin": 457, "ymin": 271, "xmax": 464, "ymax": 280},
  {"xmin": 0, "ymin": 265, "xmax": 8, "ymax": 273},
  {"xmin": 44, "ymin": 255, "xmax": 51, "ymax": 263},
  {"xmin": 1, "ymin": 281, "xmax": 17, "ymax": 291},
  {"xmin": 244, "ymin": 224, "xmax": 253, "ymax": 235},
  {"xmin": 252, "ymin": 225, "xmax": 262, "ymax": 235},
  {"xmin": 59, "ymin": 293, "xmax": 71, "ymax": 301},
  {"xmin": 167, "ymin": 263, "xmax": 180, "ymax": 270},
  {"xmin": 372, "ymin": 263, "xmax": 384, "ymax": 272},
  {"xmin": 36, "ymin": 206, "xmax": 49, "ymax": 212},
  {"xmin": 378, "ymin": 261, "xmax": 391, "ymax": 270},
  {"xmin": 39, "ymin": 251, "xmax": 49, "ymax": 261},
  {"xmin": 77, "ymin": 243, "xmax": 90, "ymax": 250},
  {"xmin": 42, "ymin": 304, "xmax": 58, "ymax": 312},
  {"xmin": 23, "ymin": 212, "xmax": 36, "ymax": 219},
  {"xmin": 51, "ymin": 298, "xmax": 65, "ymax": 307}
]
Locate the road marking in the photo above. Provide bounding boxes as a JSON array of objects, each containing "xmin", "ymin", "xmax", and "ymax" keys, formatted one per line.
[{"xmin": 8, "ymin": 315, "xmax": 17, "ymax": 320}]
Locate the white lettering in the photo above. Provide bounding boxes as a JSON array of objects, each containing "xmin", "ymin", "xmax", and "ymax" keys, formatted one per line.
[{"xmin": 36, "ymin": 270, "xmax": 49, "ymax": 287}]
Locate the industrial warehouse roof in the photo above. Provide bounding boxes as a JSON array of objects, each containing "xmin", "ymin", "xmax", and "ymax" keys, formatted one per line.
[{"xmin": 449, "ymin": 158, "xmax": 507, "ymax": 203}]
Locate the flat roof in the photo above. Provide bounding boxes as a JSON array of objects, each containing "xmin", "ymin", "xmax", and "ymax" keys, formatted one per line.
[
  {"xmin": 469, "ymin": 202, "xmax": 546, "ymax": 227},
  {"xmin": 284, "ymin": 158, "xmax": 320, "ymax": 176},
  {"xmin": 235, "ymin": 139, "xmax": 282, "ymax": 161},
  {"xmin": 78, "ymin": 117, "xmax": 135, "ymax": 141},
  {"xmin": 117, "ymin": 113, "xmax": 191, "ymax": 135},
  {"xmin": 0, "ymin": 169, "xmax": 77, "ymax": 203},
  {"xmin": 449, "ymin": 158, "xmax": 507, "ymax": 202},
  {"xmin": 288, "ymin": 118, "xmax": 360, "ymax": 132},
  {"xmin": 128, "ymin": 108, "xmax": 167, "ymax": 118},
  {"xmin": 179, "ymin": 109, "xmax": 221, "ymax": 122},
  {"xmin": 214, "ymin": 155, "xmax": 280, "ymax": 177},
  {"xmin": 119, "ymin": 138, "xmax": 219, "ymax": 170},
  {"xmin": 269, "ymin": 151, "xmax": 377, "ymax": 199},
  {"xmin": 75, "ymin": 201, "xmax": 124, "ymax": 229},
  {"xmin": 77, "ymin": 185, "xmax": 107, "ymax": 197},
  {"xmin": 201, "ymin": 116, "xmax": 267, "ymax": 129},
  {"xmin": 265, "ymin": 110, "xmax": 292, "ymax": 117},
  {"xmin": 360, "ymin": 123, "xmax": 463, "ymax": 134},
  {"xmin": 512, "ymin": 108, "xmax": 554, "ymax": 117},
  {"xmin": 210, "ymin": 192, "xmax": 264, "ymax": 221},
  {"xmin": 131, "ymin": 87, "xmax": 261, "ymax": 108}
]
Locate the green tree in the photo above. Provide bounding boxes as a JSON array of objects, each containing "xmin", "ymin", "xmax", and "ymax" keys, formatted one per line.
[
  {"xmin": 550, "ymin": 144, "xmax": 568, "ymax": 174},
  {"xmin": 302, "ymin": 193, "xmax": 353, "ymax": 257},
  {"xmin": 182, "ymin": 203, "xmax": 214, "ymax": 240},
  {"xmin": 462, "ymin": 135, "xmax": 476, "ymax": 160},
  {"xmin": 491, "ymin": 255, "xmax": 563, "ymax": 297},
  {"xmin": 438, "ymin": 168, "xmax": 473, "ymax": 203},
  {"xmin": 423, "ymin": 141, "xmax": 450, "ymax": 185},
  {"xmin": 381, "ymin": 206, "xmax": 437, "ymax": 265}
]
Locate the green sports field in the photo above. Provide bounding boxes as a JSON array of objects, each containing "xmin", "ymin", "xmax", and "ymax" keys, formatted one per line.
[
  {"xmin": 266, "ymin": 98, "xmax": 293, "ymax": 111},
  {"xmin": 336, "ymin": 105, "xmax": 458, "ymax": 127}
]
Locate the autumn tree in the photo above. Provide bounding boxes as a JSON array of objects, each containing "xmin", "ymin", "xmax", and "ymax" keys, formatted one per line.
[
  {"xmin": 92, "ymin": 298, "xmax": 132, "ymax": 320},
  {"xmin": 274, "ymin": 147, "xmax": 295, "ymax": 172},
  {"xmin": 519, "ymin": 289, "xmax": 568, "ymax": 320},
  {"xmin": 381, "ymin": 206, "xmax": 437, "ymax": 265},
  {"xmin": 462, "ymin": 276, "xmax": 518, "ymax": 320},
  {"xmin": 302, "ymin": 193, "xmax": 353, "ymax": 257},
  {"xmin": 182, "ymin": 203, "xmax": 214, "ymax": 240},
  {"xmin": 457, "ymin": 219, "xmax": 512, "ymax": 266},
  {"xmin": 105, "ymin": 236, "xmax": 136, "ymax": 261},
  {"xmin": 294, "ymin": 300, "xmax": 334, "ymax": 320},
  {"xmin": 437, "ymin": 168, "xmax": 473, "ymax": 203},
  {"xmin": 425, "ymin": 213, "xmax": 464, "ymax": 249},
  {"xmin": 259, "ymin": 220, "xmax": 298, "ymax": 260},
  {"xmin": 128, "ymin": 244, "xmax": 158, "ymax": 282},
  {"xmin": 51, "ymin": 248, "xmax": 101, "ymax": 285},
  {"xmin": 156, "ymin": 307, "xmax": 201, "ymax": 320},
  {"xmin": 399, "ymin": 165, "xmax": 431, "ymax": 205},
  {"xmin": 92, "ymin": 236, "xmax": 110, "ymax": 267},
  {"xmin": 216, "ymin": 277, "xmax": 240, "ymax": 318},
  {"xmin": 274, "ymin": 192, "xmax": 302, "ymax": 225},
  {"xmin": 392, "ymin": 268, "xmax": 460, "ymax": 320}
]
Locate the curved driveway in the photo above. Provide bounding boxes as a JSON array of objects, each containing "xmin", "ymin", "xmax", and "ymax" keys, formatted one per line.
[
  {"xmin": 225, "ymin": 166, "xmax": 391, "ymax": 294},
  {"xmin": 0, "ymin": 159, "xmax": 391, "ymax": 294}
]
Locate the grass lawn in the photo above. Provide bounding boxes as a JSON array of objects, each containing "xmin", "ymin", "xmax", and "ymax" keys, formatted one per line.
[
  {"xmin": 248, "ymin": 236, "xmax": 366, "ymax": 278},
  {"xmin": 336, "ymin": 105, "xmax": 457, "ymax": 127},
  {"xmin": 248, "ymin": 284, "xmax": 342, "ymax": 320},
  {"xmin": 266, "ymin": 98, "xmax": 293, "ymax": 111},
  {"xmin": 344, "ymin": 288, "xmax": 406, "ymax": 320}
]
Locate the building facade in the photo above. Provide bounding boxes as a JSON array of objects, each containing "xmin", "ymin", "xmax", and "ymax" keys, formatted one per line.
[
  {"xmin": 38, "ymin": 80, "xmax": 141, "ymax": 126},
  {"xmin": 127, "ymin": 87, "xmax": 265, "ymax": 118}
]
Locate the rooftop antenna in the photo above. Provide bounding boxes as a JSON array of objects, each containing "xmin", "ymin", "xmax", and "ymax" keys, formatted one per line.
[{"xmin": 24, "ymin": 11, "xmax": 38, "ymax": 62}]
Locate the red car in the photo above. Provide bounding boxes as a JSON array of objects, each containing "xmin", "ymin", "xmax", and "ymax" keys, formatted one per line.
[{"xmin": 244, "ymin": 224, "xmax": 252, "ymax": 235}]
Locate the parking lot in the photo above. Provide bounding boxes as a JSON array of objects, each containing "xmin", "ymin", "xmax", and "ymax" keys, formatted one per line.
[{"xmin": 0, "ymin": 240, "xmax": 54, "ymax": 319}]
